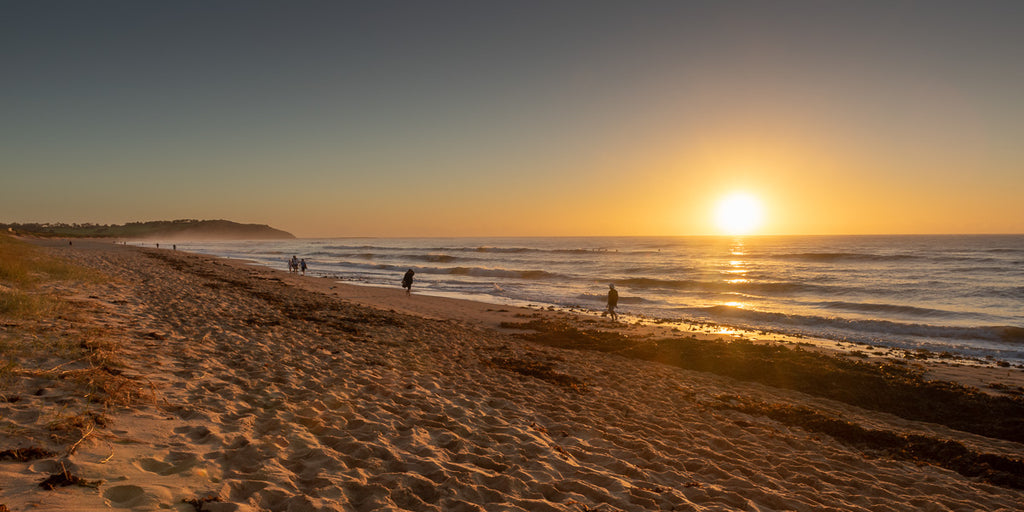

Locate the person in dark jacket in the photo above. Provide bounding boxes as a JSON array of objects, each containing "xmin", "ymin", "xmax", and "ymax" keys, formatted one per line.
[
  {"xmin": 402, "ymin": 269, "xmax": 415, "ymax": 295},
  {"xmin": 607, "ymin": 283, "xmax": 619, "ymax": 321}
]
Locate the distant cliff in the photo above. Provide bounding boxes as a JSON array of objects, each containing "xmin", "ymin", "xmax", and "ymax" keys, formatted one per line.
[{"xmin": 2, "ymin": 219, "xmax": 295, "ymax": 240}]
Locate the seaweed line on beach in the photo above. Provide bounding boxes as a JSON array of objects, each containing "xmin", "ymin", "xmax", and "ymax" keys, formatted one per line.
[
  {"xmin": 142, "ymin": 250, "xmax": 405, "ymax": 334},
  {"xmin": 485, "ymin": 355, "xmax": 588, "ymax": 392},
  {"xmin": 713, "ymin": 395, "xmax": 1024, "ymax": 490},
  {"xmin": 503, "ymin": 319, "xmax": 1024, "ymax": 445}
]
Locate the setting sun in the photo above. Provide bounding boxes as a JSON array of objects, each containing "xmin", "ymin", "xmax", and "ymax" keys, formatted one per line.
[{"xmin": 715, "ymin": 192, "xmax": 763, "ymax": 235}]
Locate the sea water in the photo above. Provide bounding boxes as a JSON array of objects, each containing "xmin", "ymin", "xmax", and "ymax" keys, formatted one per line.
[{"xmin": 167, "ymin": 235, "xmax": 1024, "ymax": 363}]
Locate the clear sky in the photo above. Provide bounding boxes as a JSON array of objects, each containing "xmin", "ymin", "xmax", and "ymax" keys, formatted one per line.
[{"xmin": 3, "ymin": 1, "xmax": 1022, "ymax": 237}]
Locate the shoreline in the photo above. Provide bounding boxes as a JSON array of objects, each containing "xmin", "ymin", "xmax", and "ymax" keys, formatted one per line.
[
  {"xmin": 196, "ymin": 247, "xmax": 1024, "ymax": 394},
  {"xmin": 139, "ymin": 236, "xmax": 1024, "ymax": 370},
  {"xmin": 2, "ymin": 239, "xmax": 1022, "ymax": 510}
]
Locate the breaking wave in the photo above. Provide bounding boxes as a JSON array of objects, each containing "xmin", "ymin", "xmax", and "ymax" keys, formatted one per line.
[
  {"xmin": 617, "ymin": 277, "xmax": 826, "ymax": 295},
  {"xmin": 819, "ymin": 301, "xmax": 964, "ymax": 319},
  {"xmin": 685, "ymin": 305, "xmax": 1023, "ymax": 345},
  {"xmin": 442, "ymin": 267, "xmax": 557, "ymax": 280}
]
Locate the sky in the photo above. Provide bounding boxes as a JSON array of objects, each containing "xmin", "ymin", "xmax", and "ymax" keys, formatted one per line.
[{"xmin": 2, "ymin": 1, "xmax": 1022, "ymax": 237}]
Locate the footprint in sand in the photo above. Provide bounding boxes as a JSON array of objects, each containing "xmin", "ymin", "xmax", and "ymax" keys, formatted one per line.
[
  {"xmin": 134, "ymin": 451, "xmax": 199, "ymax": 476},
  {"xmin": 103, "ymin": 485, "xmax": 146, "ymax": 507},
  {"xmin": 174, "ymin": 424, "xmax": 221, "ymax": 444},
  {"xmin": 103, "ymin": 484, "xmax": 175, "ymax": 508}
]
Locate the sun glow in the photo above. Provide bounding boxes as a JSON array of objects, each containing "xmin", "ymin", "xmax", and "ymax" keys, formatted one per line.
[{"xmin": 715, "ymin": 192, "xmax": 764, "ymax": 235}]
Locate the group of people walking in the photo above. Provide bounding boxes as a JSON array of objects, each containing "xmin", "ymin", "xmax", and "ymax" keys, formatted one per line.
[{"xmin": 288, "ymin": 255, "xmax": 307, "ymax": 275}]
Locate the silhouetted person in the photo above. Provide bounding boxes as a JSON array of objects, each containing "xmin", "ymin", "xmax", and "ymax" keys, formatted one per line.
[
  {"xmin": 300, "ymin": 259, "xmax": 307, "ymax": 275},
  {"xmin": 402, "ymin": 269, "xmax": 415, "ymax": 295},
  {"xmin": 607, "ymin": 284, "xmax": 619, "ymax": 321}
]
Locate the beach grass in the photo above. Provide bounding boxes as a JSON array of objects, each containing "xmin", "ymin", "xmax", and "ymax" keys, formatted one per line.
[
  {"xmin": 0, "ymin": 290, "xmax": 62, "ymax": 319},
  {"xmin": 0, "ymin": 234, "xmax": 100, "ymax": 321},
  {"xmin": 0, "ymin": 234, "xmax": 97, "ymax": 286},
  {"xmin": 1, "ymin": 234, "xmax": 143, "ymax": 458}
]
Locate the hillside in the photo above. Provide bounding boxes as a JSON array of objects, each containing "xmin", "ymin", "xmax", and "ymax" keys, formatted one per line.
[{"xmin": 2, "ymin": 219, "xmax": 295, "ymax": 240}]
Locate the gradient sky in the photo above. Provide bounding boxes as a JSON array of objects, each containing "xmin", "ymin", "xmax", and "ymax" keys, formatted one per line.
[{"xmin": 3, "ymin": 1, "xmax": 1022, "ymax": 237}]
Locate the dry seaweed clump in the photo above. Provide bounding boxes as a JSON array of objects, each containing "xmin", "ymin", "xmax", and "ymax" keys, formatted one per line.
[
  {"xmin": 505, "ymin": 319, "xmax": 1024, "ymax": 444},
  {"xmin": 183, "ymin": 495, "xmax": 224, "ymax": 511},
  {"xmin": 715, "ymin": 396, "xmax": 1024, "ymax": 490},
  {"xmin": 39, "ymin": 470, "xmax": 103, "ymax": 490},
  {"xmin": 486, "ymin": 356, "xmax": 587, "ymax": 392},
  {"xmin": 62, "ymin": 365, "xmax": 146, "ymax": 407},
  {"xmin": 0, "ymin": 447, "xmax": 58, "ymax": 462}
]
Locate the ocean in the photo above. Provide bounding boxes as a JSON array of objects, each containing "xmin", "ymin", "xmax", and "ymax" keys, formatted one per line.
[{"xmin": 165, "ymin": 235, "xmax": 1024, "ymax": 364}]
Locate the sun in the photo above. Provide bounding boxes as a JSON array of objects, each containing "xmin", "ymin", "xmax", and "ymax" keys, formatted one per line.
[{"xmin": 715, "ymin": 192, "xmax": 764, "ymax": 235}]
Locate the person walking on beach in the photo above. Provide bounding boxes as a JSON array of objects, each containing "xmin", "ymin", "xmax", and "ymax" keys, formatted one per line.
[
  {"xmin": 300, "ymin": 259, "xmax": 307, "ymax": 276},
  {"xmin": 289, "ymin": 255, "xmax": 299, "ymax": 273},
  {"xmin": 402, "ymin": 269, "xmax": 415, "ymax": 296},
  {"xmin": 607, "ymin": 284, "xmax": 619, "ymax": 321}
]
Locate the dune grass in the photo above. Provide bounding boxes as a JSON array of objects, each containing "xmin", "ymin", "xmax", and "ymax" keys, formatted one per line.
[
  {"xmin": 1, "ymin": 234, "xmax": 142, "ymax": 454},
  {"xmin": 0, "ymin": 234, "xmax": 100, "ymax": 320},
  {"xmin": 0, "ymin": 234, "xmax": 97, "ymax": 370},
  {"xmin": 0, "ymin": 234, "xmax": 149, "ymax": 466},
  {"xmin": 0, "ymin": 234, "xmax": 96, "ymax": 286}
]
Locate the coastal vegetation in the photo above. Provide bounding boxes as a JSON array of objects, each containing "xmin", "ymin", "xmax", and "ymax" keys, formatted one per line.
[
  {"xmin": 0, "ymin": 234, "xmax": 97, "ymax": 318},
  {"xmin": 0, "ymin": 234, "xmax": 142, "ymax": 466},
  {"xmin": 1, "ymin": 219, "xmax": 294, "ymax": 240}
]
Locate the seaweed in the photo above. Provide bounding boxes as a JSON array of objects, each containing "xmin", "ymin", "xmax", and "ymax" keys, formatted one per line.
[
  {"xmin": 183, "ymin": 495, "xmax": 223, "ymax": 511},
  {"xmin": 38, "ymin": 463, "xmax": 102, "ymax": 490},
  {"xmin": 0, "ymin": 447, "xmax": 57, "ymax": 461},
  {"xmin": 717, "ymin": 396, "xmax": 1024, "ymax": 490},
  {"xmin": 506, "ymin": 319, "xmax": 1024, "ymax": 444},
  {"xmin": 487, "ymin": 356, "xmax": 586, "ymax": 392}
]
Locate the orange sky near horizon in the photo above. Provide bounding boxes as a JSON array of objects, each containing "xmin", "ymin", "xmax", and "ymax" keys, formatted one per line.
[{"xmin": 2, "ymin": 2, "xmax": 1022, "ymax": 238}]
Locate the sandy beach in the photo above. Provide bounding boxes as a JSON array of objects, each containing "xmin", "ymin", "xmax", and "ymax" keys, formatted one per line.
[{"xmin": 2, "ymin": 239, "xmax": 1022, "ymax": 511}]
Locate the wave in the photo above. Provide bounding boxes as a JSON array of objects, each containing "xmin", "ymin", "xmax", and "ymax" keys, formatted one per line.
[
  {"xmin": 819, "ymin": 301, "xmax": 962, "ymax": 318},
  {"xmin": 441, "ymin": 267, "xmax": 558, "ymax": 280},
  {"xmin": 772, "ymin": 252, "xmax": 921, "ymax": 262},
  {"xmin": 322, "ymin": 261, "xmax": 559, "ymax": 281},
  {"xmin": 416, "ymin": 254, "xmax": 458, "ymax": 263},
  {"xmin": 576, "ymin": 293, "xmax": 647, "ymax": 304},
  {"xmin": 964, "ymin": 286, "xmax": 1024, "ymax": 301},
  {"xmin": 617, "ymin": 277, "xmax": 825, "ymax": 295},
  {"xmin": 313, "ymin": 243, "xmax": 656, "ymax": 257},
  {"xmin": 771, "ymin": 251, "xmax": 1020, "ymax": 266},
  {"xmin": 684, "ymin": 305, "xmax": 1023, "ymax": 344},
  {"xmin": 471, "ymin": 247, "xmax": 534, "ymax": 253},
  {"xmin": 998, "ymin": 326, "xmax": 1024, "ymax": 343}
]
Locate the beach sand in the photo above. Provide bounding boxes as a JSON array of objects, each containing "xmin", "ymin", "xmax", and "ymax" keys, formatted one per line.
[{"xmin": 2, "ymin": 240, "xmax": 1022, "ymax": 511}]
